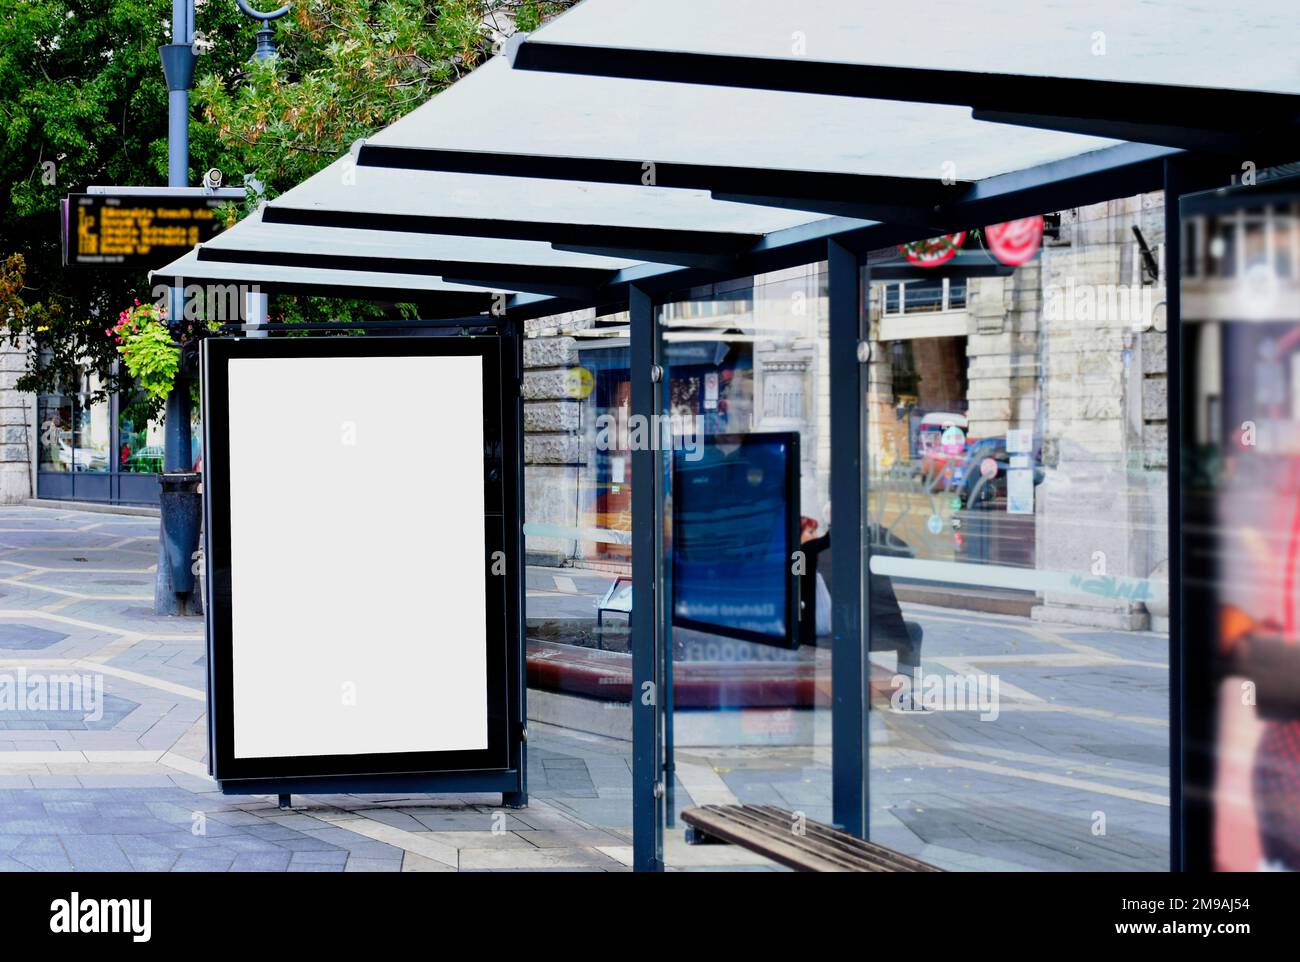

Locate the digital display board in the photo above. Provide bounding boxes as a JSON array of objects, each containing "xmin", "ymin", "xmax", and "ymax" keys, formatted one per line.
[
  {"xmin": 62, "ymin": 193, "xmax": 228, "ymax": 267},
  {"xmin": 201, "ymin": 337, "xmax": 510, "ymax": 781},
  {"xmin": 672, "ymin": 432, "xmax": 800, "ymax": 648}
]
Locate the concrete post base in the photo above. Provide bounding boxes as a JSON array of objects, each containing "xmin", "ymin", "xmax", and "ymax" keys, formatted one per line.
[{"xmin": 153, "ymin": 534, "xmax": 203, "ymax": 616}]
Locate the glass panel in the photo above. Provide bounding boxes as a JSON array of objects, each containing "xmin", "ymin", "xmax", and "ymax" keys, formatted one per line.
[
  {"xmin": 868, "ymin": 200, "xmax": 1171, "ymax": 870},
  {"xmin": 1272, "ymin": 203, "xmax": 1295, "ymax": 279},
  {"xmin": 191, "ymin": 407, "xmax": 203, "ymax": 473},
  {"xmin": 72, "ymin": 375, "xmax": 111, "ymax": 473},
  {"xmin": 118, "ymin": 392, "xmax": 166, "ymax": 473},
  {"xmin": 884, "ymin": 282, "xmax": 901, "ymax": 315},
  {"xmin": 1183, "ymin": 178, "xmax": 1300, "ymax": 871},
  {"xmin": 948, "ymin": 277, "xmax": 968, "ymax": 310},
  {"xmin": 37, "ymin": 394, "xmax": 73, "ymax": 472},
  {"xmin": 1209, "ymin": 215, "xmax": 1237, "ymax": 278},
  {"xmin": 902, "ymin": 277, "xmax": 944, "ymax": 313},
  {"xmin": 521, "ymin": 308, "xmax": 635, "ymax": 857},
  {"xmin": 659, "ymin": 263, "xmax": 832, "ymax": 870}
]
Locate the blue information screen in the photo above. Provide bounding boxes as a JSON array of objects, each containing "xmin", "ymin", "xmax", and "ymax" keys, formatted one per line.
[{"xmin": 671, "ymin": 432, "xmax": 798, "ymax": 647}]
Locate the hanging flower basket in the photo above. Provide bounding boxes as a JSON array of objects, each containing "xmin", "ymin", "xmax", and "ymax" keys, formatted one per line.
[
  {"xmin": 898, "ymin": 232, "xmax": 967, "ymax": 267},
  {"xmin": 110, "ymin": 301, "xmax": 215, "ymax": 408}
]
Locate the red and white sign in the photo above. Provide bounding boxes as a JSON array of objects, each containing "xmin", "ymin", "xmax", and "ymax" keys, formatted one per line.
[{"xmin": 985, "ymin": 216, "xmax": 1045, "ymax": 266}]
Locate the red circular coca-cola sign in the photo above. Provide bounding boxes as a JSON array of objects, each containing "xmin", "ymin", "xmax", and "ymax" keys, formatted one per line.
[
  {"xmin": 898, "ymin": 232, "xmax": 966, "ymax": 268},
  {"xmin": 985, "ymin": 216, "xmax": 1044, "ymax": 266}
]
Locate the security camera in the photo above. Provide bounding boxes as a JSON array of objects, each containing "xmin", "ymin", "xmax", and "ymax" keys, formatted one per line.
[{"xmin": 203, "ymin": 168, "xmax": 224, "ymax": 191}]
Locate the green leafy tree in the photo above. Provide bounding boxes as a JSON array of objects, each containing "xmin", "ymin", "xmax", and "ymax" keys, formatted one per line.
[
  {"xmin": 1, "ymin": 0, "xmax": 575, "ymax": 399},
  {"xmin": 196, "ymin": 0, "xmax": 576, "ymax": 328},
  {"xmin": 0, "ymin": 0, "xmax": 248, "ymax": 397}
]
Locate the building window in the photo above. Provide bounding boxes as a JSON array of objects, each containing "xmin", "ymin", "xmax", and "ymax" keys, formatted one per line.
[{"xmin": 882, "ymin": 277, "xmax": 967, "ymax": 315}]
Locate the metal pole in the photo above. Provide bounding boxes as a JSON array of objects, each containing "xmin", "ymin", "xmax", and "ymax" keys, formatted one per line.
[
  {"xmin": 502, "ymin": 314, "xmax": 528, "ymax": 809},
  {"xmin": 828, "ymin": 238, "xmax": 869, "ymax": 837},
  {"xmin": 630, "ymin": 284, "xmax": 664, "ymax": 871},
  {"xmin": 166, "ymin": 0, "xmax": 193, "ymax": 474},
  {"xmin": 155, "ymin": 0, "xmax": 198, "ymax": 614},
  {"xmin": 244, "ymin": 290, "xmax": 269, "ymax": 337}
]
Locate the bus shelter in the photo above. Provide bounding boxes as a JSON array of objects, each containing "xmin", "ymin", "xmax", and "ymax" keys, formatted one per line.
[{"xmin": 155, "ymin": 0, "xmax": 1300, "ymax": 871}]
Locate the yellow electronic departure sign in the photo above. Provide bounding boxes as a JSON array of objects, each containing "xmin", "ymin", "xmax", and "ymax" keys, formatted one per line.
[{"xmin": 62, "ymin": 193, "xmax": 229, "ymax": 267}]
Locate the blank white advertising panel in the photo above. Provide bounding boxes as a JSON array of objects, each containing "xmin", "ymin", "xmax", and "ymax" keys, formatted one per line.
[{"xmin": 202, "ymin": 339, "xmax": 509, "ymax": 780}]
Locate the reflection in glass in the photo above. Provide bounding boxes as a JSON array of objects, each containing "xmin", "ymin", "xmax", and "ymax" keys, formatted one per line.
[
  {"xmin": 868, "ymin": 195, "xmax": 1170, "ymax": 871},
  {"xmin": 1184, "ymin": 182, "xmax": 1300, "ymax": 872},
  {"xmin": 118, "ymin": 392, "xmax": 166, "ymax": 473},
  {"xmin": 38, "ymin": 394, "xmax": 72, "ymax": 472},
  {"xmin": 73, "ymin": 374, "xmax": 111, "ymax": 473}
]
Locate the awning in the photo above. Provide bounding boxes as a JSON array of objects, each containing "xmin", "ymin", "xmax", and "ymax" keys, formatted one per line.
[
  {"xmin": 192, "ymin": 209, "xmax": 638, "ymax": 299},
  {"xmin": 262, "ymin": 154, "xmax": 839, "ymax": 269},
  {"xmin": 152, "ymin": 0, "xmax": 1298, "ymax": 320},
  {"xmin": 508, "ymin": 0, "xmax": 1300, "ymax": 151},
  {"xmin": 151, "ymin": 249, "xmax": 508, "ymax": 313}
]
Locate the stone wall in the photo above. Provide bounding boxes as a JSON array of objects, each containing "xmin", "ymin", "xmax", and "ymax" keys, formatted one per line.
[
  {"xmin": 1031, "ymin": 193, "xmax": 1168, "ymax": 629},
  {"xmin": 522, "ymin": 309, "xmax": 595, "ymax": 566},
  {"xmin": 965, "ymin": 264, "xmax": 1042, "ymax": 442},
  {"xmin": 0, "ymin": 338, "xmax": 32, "ymax": 504}
]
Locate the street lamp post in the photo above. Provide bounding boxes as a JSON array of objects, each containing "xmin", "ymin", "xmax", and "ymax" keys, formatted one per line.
[
  {"xmin": 235, "ymin": 0, "xmax": 291, "ymax": 339},
  {"xmin": 236, "ymin": 0, "xmax": 292, "ymax": 61},
  {"xmin": 151, "ymin": 1, "xmax": 291, "ymax": 615},
  {"xmin": 155, "ymin": 0, "xmax": 200, "ymax": 616}
]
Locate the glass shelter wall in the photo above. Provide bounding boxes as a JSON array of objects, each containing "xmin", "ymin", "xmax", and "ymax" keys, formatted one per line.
[
  {"xmin": 520, "ymin": 308, "xmax": 638, "ymax": 855},
  {"xmin": 657, "ymin": 265, "xmax": 835, "ymax": 869},
  {"xmin": 866, "ymin": 198, "xmax": 1172, "ymax": 870}
]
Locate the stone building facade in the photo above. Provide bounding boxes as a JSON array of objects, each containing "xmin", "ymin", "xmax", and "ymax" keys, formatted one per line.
[{"xmin": 0, "ymin": 337, "xmax": 33, "ymax": 504}]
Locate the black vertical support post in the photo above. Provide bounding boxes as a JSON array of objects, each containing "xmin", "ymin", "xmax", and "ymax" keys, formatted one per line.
[
  {"xmin": 662, "ymin": 412, "xmax": 676, "ymax": 829},
  {"xmin": 828, "ymin": 239, "xmax": 868, "ymax": 837},
  {"xmin": 503, "ymin": 314, "xmax": 528, "ymax": 808},
  {"xmin": 1164, "ymin": 157, "xmax": 1225, "ymax": 871},
  {"xmin": 630, "ymin": 284, "xmax": 664, "ymax": 870}
]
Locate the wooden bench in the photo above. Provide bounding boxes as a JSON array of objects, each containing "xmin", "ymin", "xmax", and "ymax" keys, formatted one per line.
[{"xmin": 682, "ymin": 804, "xmax": 941, "ymax": 872}]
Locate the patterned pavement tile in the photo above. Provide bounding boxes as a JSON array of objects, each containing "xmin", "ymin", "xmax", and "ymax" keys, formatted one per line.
[{"xmin": 0, "ymin": 505, "xmax": 1176, "ymax": 871}]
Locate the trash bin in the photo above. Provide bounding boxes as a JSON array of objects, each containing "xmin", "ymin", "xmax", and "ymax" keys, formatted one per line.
[{"xmin": 159, "ymin": 472, "xmax": 202, "ymax": 595}]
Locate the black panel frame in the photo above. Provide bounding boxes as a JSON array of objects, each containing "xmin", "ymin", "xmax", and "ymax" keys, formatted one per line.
[
  {"xmin": 670, "ymin": 430, "xmax": 801, "ymax": 649},
  {"xmin": 201, "ymin": 335, "xmax": 513, "ymax": 782}
]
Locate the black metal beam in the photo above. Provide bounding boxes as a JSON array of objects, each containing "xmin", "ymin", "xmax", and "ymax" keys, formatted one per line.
[
  {"xmin": 970, "ymin": 110, "xmax": 1300, "ymax": 155},
  {"xmin": 261, "ymin": 204, "xmax": 761, "ymax": 267},
  {"xmin": 195, "ymin": 245, "xmax": 613, "ymax": 300},
  {"xmin": 930, "ymin": 142, "xmax": 1177, "ymax": 232},
  {"xmin": 151, "ymin": 271, "xmax": 495, "ymax": 313},
  {"xmin": 511, "ymin": 38, "xmax": 1300, "ymax": 149},
  {"xmin": 357, "ymin": 143, "xmax": 956, "ymax": 224},
  {"xmin": 550, "ymin": 243, "xmax": 738, "ymax": 273}
]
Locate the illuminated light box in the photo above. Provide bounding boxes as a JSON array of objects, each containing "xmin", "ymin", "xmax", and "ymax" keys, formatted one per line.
[
  {"xmin": 671, "ymin": 432, "xmax": 801, "ymax": 648},
  {"xmin": 201, "ymin": 337, "xmax": 510, "ymax": 782}
]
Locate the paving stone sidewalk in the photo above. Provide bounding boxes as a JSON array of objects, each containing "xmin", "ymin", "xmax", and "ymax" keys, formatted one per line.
[
  {"xmin": 0, "ymin": 504, "xmax": 1170, "ymax": 872},
  {"xmin": 0, "ymin": 505, "xmax": 652, "ymax": 872}
]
